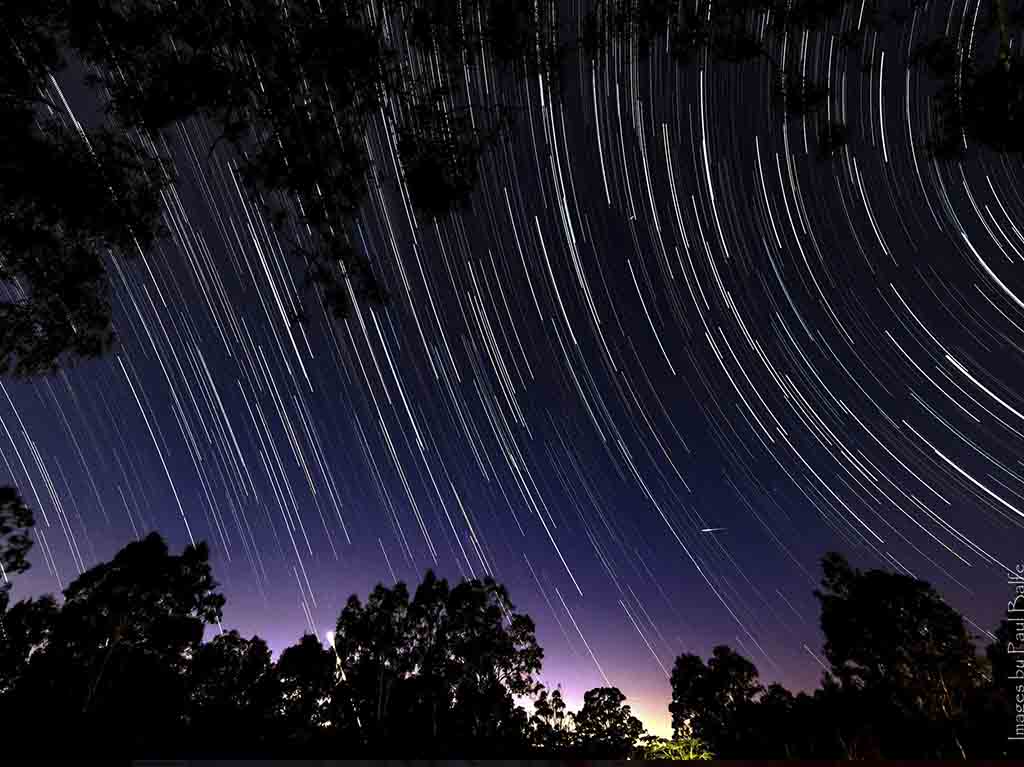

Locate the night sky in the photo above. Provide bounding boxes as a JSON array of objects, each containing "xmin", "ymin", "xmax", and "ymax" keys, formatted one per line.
[{"xmin": 5, "ymin": 0, "xmax": 1024, "ymax": 736}]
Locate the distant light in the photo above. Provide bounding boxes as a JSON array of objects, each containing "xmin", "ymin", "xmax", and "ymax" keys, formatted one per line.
[
  {"xmin": 325, "ymin": 630, "xmax": 335, "ymax": 646},
  {"xmin": 700, "ymin": 527, "xmax": 726, "ymax": 533}
]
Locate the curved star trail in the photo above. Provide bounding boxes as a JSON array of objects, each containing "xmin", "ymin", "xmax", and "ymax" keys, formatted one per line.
[{"xmin": 5, "ymin": 1, "xmax": 1024, "ymax": 733}]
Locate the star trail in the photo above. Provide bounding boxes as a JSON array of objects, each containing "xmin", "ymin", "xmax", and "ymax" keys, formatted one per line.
[{"xmin": 5, "ymin": 0, "xmax": 1024, "ymax": 734}]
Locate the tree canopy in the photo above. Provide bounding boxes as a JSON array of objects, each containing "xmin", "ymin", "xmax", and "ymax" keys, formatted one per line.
[
  {"xmin": 528, "ymin": 684, "xmax": 573, "ymax": 754},
  {"xmin": 5, "ymin": 1, "xmax": 1024, "ymax": 375},
  {"xmin": 669, "ymin": 644, "xmax": 763, "ymax": 756},
  {"xmin": 0, "ymin": 487, "xmax": 34, "ymax": 590},
  {"xmin": 1, "ymin": 0, "xmax": 557, "ymax": 375},
  {"xmin": 669, "ymin": 551, "xmax": 1011, "ymax": 758},
  {"xmin": 3, "ymin": 531, "xmax": 225, "ymax": 752},
  {"xmin": 571, "ymin": 685, "xmax": 646, "ymax": 758},
  {"xmin": 814, "ymin": 551, "xmax": 982, "ymax": 757},
  {"xmin": 187, "ymin": 629, "xmax": 280, "ymax": 752},
  {"xmin": 0, "ymin": 490, "xmax": 1018, "ymax": 758},
  {"xmin": 330, "ymin": 568, "xmax": 543, "ymax": 753}
]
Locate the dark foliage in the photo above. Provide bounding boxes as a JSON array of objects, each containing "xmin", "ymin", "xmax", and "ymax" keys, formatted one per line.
[
  {"xmin": 814, "ymin": 551, "xmax": 982, "ymax": 758},
  {"xmin": 0, "ymin": 487, "xmax": 34, "ymax": 586},
  {"xmin": 329, "ymin": 568, "xmax": 543, "ymax": 755},
  {"xmin": 580, "ymin": 0, "xmax": 850, "ymax": 156},
  {"xmin": 2, "ymin": 0, "xmax": 559, "ymax": 375},
  {"xmin": 3, "ymin": 531, "xmax": 224, "ymax": 755},
  {"xmin": 669, "ymin": 644, "xmax": 762, "ymax": 756},
  {"xmin": 571, "ymin": 685, "xmax": 646, "ymax": 758},
  {"xmin": 0, "ymin": 496, "xmax": 642, "ymax": 758},
  {"xmin": 7, "ymin": 0, "xmax": 1024, "ymax": 377},
  {"xmin": 579, "ymin": 0, "xmax": 1024, "ymax": 162},
  {"xmin": 886, "ymin": 0, "xmax": 1024, "ymax": 156},
  {"xmin": 276, "ymin": 632, "xmax": 340, "ymax": 748},
  {"xmin": 669, "ymin": 551, "xmax": 1013, "ymax": 758},
  {"xmin": 186, "ymin": 629, "xmax": 280, "ymax": 753},
  {"xmin": 528, "ymin": 684, "xmax": 572, "ymax": 754},
  {"xmin": 0, "ymin": 495, "xmax": 1018, "ymax": 758},
  {"xmin": 0, "ymin": 594, "xmax": 59, "ymax": 699},
  {"xmin": 1, "ymin": 0, "xmax": 167, "ymax": 375}
]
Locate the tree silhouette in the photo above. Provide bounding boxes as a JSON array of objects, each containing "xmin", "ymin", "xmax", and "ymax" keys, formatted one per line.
[
  {"xmin": 790, "ymin": 677, "xmax": 877, "ymax": 759},
  {"xmin": 2, "ymin": 1, "xmax": 558, "ymax": 375},
  {"xmin": 422, "ymin": 573, "xmax": 539, "ymax": 751},
  {"xmin": 0, "ymin": 593, "xmax": 58, "ymax": 701},
  {"xmin": 0, "ymin": 20, "xmax": 166, "ymax": 377},
  {"xmin": 331, "ymin": 579, "xmax": 412, "ymax": 745},
  {"xmin": 949, "ymin": 618, "xmax": 1022, "ymax": 758},
  {"xmin": 580, "ymin": 0, "xmax": 851, "ymax": 157},
  {"xmin": 915, "ymin": 0, "xmax": 1024, "ymax": 156},
  {"xmin": 740, "ymin": 681, "xmax": 798, "ymax": 757},
  {"xmin": 9, "ymin": 0, "xmax": 1024, "ymax": 379},
  {"xmin": 528, "ymin": 684, "xmax": 573, "ymax": 754},
  {"xmin": 3, "ymin": 532, "xmax": 224, "ymax": 755},
  {"xmin": 815, "ymin": 551, "xmax": 981, "ymax": 758},
  {"xmin": 186, "ymin": 629, "xmax": 280, "ymax": 755},
  {"xmin": 571, "ymin": 685, "xmax": 646, "ymax": 758},
  {"xmin": 663, "ymin": 550, "xmax": 1015, "ymax": 758},
  {"xmin": 0, "ymin": 487, "xmax": 34, "ymax": 589},
  {"xmin": 669, "ymin": 644, "xmax": 762, "ymax": 756},
  {"xmin": 389, "ymin": 0, "xmax": 556, "ymax": 213},
  {"xmin": 5, "ymin": 524, "xmax": 1013, "ymax": 758},
  {"xmin": 275, "ymin": 632, "xmax": 339, "ymax": 749},
  {"xmin": 41, "ymin": 0, "xmax": 401, "ymax": 326},
  {"xmin": 1, "ymin": 0, "xmax": 171, "ymax": 376},
  {"xmin": 332, "ymin": 569, "xmax": 541, "ymax": 755},
  {"xmin": 606, "ymin": 0, "xmax": 1024, "ymax": 163},
  {"xmin": 0, "ymin": 485, "xmax": 46, "ymax": 701}
]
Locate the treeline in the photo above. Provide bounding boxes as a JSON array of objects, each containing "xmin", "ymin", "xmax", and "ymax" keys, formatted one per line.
[
  {"xmin": 0, "ymin": 486, "xmax": 1019, "ymax": 758},
  {"xmin": 0, "ymin": 491, "xmax": 650, "ymax": 758},
  {"xmin": 670, "ymin": 552, "xmax": 1018, "ymax": 759}
]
